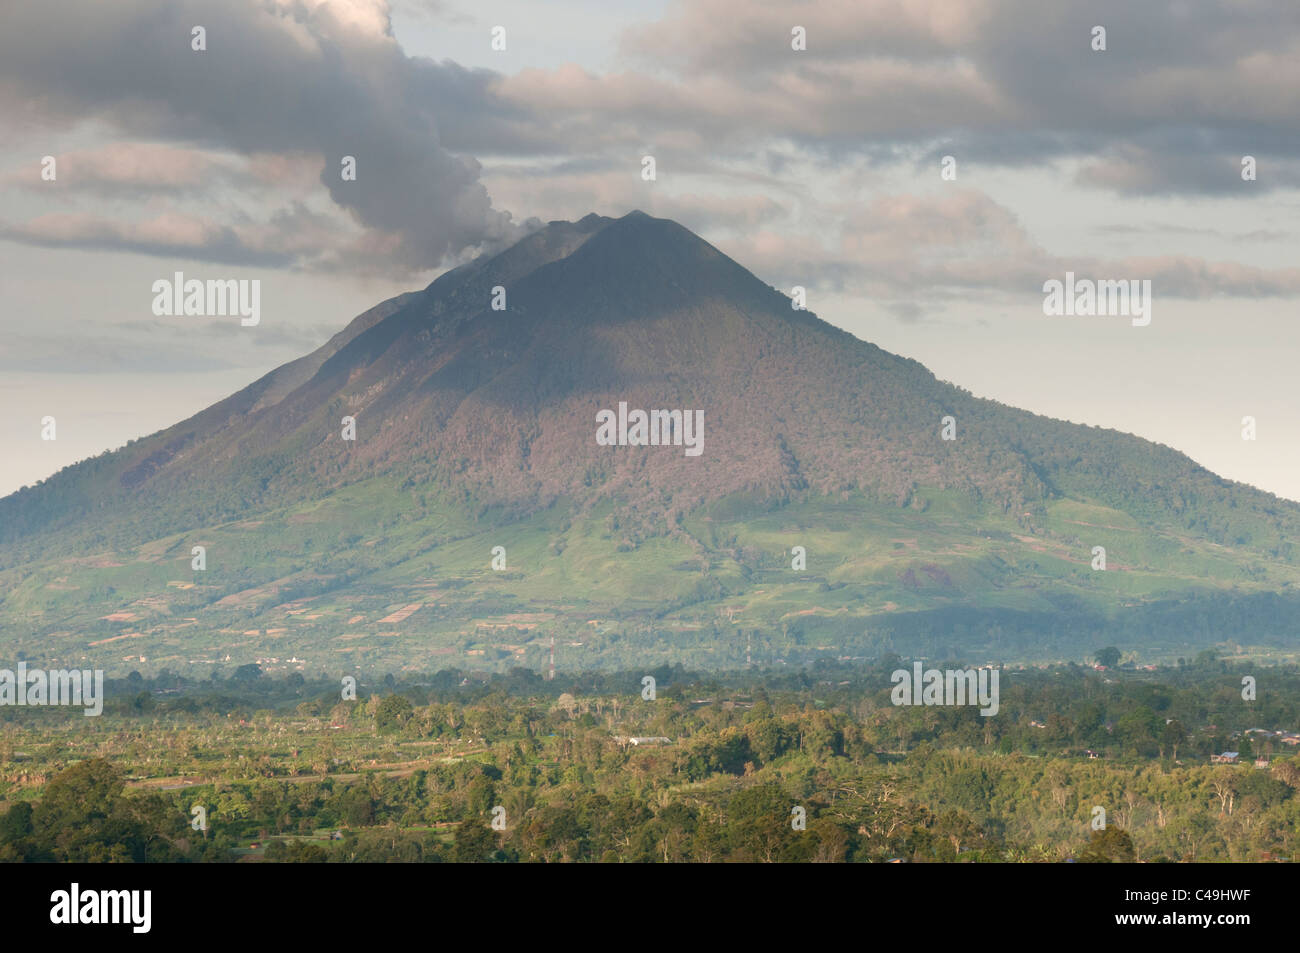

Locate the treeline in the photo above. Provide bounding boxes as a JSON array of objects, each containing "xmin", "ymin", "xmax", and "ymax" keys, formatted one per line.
[
  {"xmin": 0, "ymin": 658, "xmax": 1296, "ymax": 863},
  {"xmin": 6, "ymin": 654, "xmax": 1296, "ymax": 761}
]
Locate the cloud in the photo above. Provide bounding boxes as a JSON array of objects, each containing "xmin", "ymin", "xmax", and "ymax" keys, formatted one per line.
[
  {"xmin": 4, "ymin": 0, "xmax": 1299, "ymax": 290},
  {"xmin": 5, "ymin": 143, "xmax": 231, "ymax": 193},
  {"xmin": 1096, "ymin": 223, "xmax": 1291, "ymax": 244},
  {"xmin": 883, "ymin": 300, "xmax": 925, "ymax": 323},
  {"xmin": 390, "ymin": 0, "xmax": 474, "ymax": 25},
  {"xmin": 1077, "ymin": 146, "xmax": 1299, "ymax": 196},
  {"xmin": 0, "ymin": 314, "xmax": 332, "ymax": 374},
  {"xmin": 497, "ymin": 0, "xmax": 1300, "ymax": 196},
  {"xmin": 0, "ymin": 0, "xmax": 521, "ymax": 272},
  {"xmin": 1, "ymin": 211, "xmax": 297, "ymax": 267},
  {"xmin": 621, "ymin": 0, "xmax": 990, "ymax": 75},
  {"xmin": 713, "ymin": 189, "xmax": 1300, "ymax": 303}
]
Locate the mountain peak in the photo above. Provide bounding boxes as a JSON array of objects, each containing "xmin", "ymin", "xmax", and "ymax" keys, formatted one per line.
[{"xmin": 534, "ymin": 208, "xmax": 768, "ymax": 311}]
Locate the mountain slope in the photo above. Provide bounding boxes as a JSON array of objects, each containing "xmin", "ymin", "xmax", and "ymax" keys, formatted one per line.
[{"xmin": 2, "ymin": 211, "xmax": 1298, "ymax": 672}]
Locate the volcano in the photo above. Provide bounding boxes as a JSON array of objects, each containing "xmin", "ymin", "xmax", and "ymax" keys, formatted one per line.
[{"xmin": 3, "ymin": 211, "xmax": 1299, "ymax": 672}]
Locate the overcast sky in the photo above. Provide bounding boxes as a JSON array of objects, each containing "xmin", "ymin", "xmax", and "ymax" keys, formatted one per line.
[{"xmin": 2, "ymin": 0, "xmax": 1299, "ymax": 500}]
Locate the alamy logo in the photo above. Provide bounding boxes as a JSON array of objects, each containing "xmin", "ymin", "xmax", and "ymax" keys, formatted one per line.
[
  {"xmin": 1042, "ymin": 272, "xmax": 1150, "ymax": 327},
  {"xmin": 596, "ymin": 401, "xmax": 703, "ymax": 457},
  {"xmin": 50, "ymin": 883, "xmax": 151, "ymax": 933},
  {"xmin": 0, "ymin": 664, "xmax": 104, "ymax": 716},
  {"xmin": 151, "ymin": 272, "xmax": 260, "ymax": 326},
  {"xmin": 890, "ymin": 662, "xmax": 1000, "ymax": 716}
]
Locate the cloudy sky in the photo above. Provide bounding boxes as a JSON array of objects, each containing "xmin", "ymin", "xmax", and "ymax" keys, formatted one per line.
[{"xmin": 3, "ymin": 0, "xmax": 1299, "ymax": 500}]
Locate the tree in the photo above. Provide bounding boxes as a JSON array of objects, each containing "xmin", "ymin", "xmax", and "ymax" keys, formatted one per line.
[
  {"xmin": 1173, "ymin": 811, "xmax": 1216, "ymax": 861},
  {"xmin": 1160, "ymin": 719, "xmax": 1187, "ymax": 760},
  {"xmin": 232, "ymin": 663, "xmax": 263, "ymax": 685},
  {"xmin": 452, "ymin": 818, "xmax": 498, "ymax": 862},
  {"xmin": 0, "ymin": 801, "xmax": 33, "ymax": 842},
  {"xmin": 335, "ymin": 788, "xmax": 374, "ymax": 827},
  {"xmin": 1094, "ymin": 647, "xmax": 1121, "ymax": 668},
  {"xmin": 28, "ymin": 759, "xmax": 183, "ymax": 862},
  {"xmin": 746, "ymin": 717, "xmax": 791, "ymax": 764},
  {"xmin": 1080, "ymin": 826, "xmax": 1135, "ymax": 863},
  {"xmin": 0, "ymin": 801, "xmax": 34, "ymax": 860},
  {"xmin": 725, "ymin": 784, "xmax": 791, "ymax": 862},
  {"xmin": 375, "ymin": 694, "xmax": 414, "ymax": 732}
]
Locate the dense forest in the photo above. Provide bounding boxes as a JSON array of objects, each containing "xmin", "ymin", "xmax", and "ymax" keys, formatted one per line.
[{"xmin": 0, "ymin": 654, "xmax": 1296, "ymax": 862}]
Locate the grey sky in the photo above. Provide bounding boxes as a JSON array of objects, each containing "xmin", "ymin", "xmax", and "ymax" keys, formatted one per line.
[{"xmin": 1, "ymin": 0, "xmax": 1298, "ymax": 500}]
